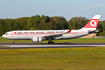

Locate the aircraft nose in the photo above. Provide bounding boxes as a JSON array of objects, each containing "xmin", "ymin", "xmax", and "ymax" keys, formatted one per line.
[{"xmin": 2, "ymin": 35, "xmax": 5, "ymax": 38}]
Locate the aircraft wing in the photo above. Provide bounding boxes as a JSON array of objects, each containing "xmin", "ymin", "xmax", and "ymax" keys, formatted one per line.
[{"xmin": 42, "ymin": 29, "xmax": 71, "ymax": 39}]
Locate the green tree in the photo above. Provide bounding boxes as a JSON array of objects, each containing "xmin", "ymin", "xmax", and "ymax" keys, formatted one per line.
[
  {"xmin": 52, "ymin": 17, "xmax": 68, "ymax": 30},
  {"xmin": 38, "ymin": 19, "xmax": 47, "ymax": 30},
  {"xmin": 0, "ymin": 19, "xmax": 6, "ymax": 35},
  {"xmin": 33, "ymin": 15, "xmax": 41, "ymax": 29},
  {"xmin": 68, "ymin": 17, "xmax": 89, "ymax": 29},
  {"xmin": 17, "ymin": 17, "xmax": 27, "ymax": 30},
  {"xmin": 41, "ymin": 15, "xmax": 47, "ymax": 22},
  {"xmin": 50, "ymin": 18, "xmax": 56, "ymax": 30},
  {"xmin": 102, "ymin": 21, "xmax": 105, "ymax": 31},
  {"xmin": 46, "ymin": 22, "xmax": 52, "ymax": 30}
]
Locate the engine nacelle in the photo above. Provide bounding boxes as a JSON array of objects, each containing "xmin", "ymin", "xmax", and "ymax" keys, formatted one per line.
[{"xmin": 32, "ymin": 37, "xmax": 42, "ymax": 42}]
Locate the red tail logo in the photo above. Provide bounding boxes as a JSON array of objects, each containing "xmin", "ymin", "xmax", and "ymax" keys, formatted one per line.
[{"xmin": 90, "ymin": 20, "xmax": 96, "ymax": 26}]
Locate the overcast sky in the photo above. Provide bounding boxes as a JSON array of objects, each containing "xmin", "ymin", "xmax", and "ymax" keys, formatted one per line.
[{"xmin": 0, "ymin": 0, "xmax": 105, "ymax": 21}]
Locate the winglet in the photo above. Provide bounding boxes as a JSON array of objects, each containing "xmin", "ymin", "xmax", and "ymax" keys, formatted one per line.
[
  {"xmin": 67, "ymin": 29, "xmax": 71, "ymax": 33},
  {"xmin": 64, "ymin": 29, "xmax": 71, "ymax": 34}
]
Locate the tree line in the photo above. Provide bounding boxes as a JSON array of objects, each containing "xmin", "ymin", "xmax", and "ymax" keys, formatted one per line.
[{"xmin": 0, "ymin": 15, "xmax": 104, "ymax": 36}]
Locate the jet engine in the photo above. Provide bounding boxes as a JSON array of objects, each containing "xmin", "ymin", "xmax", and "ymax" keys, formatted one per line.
[{"xmin": 32, "ymin": 37, "xmax": 42, "ymax": 42}]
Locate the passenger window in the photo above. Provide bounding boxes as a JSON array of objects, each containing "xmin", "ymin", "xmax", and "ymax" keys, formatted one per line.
[
  {"xmin": 23, "ymin": 32, "xmax": 28, "ymax": 33},
  {"xmin": 17, "ymin": 32, "xmax": 22, "ymax": 33},
  {"xmin": 30, "ymin": 32, "xmax": 34, "ymax": 33}
]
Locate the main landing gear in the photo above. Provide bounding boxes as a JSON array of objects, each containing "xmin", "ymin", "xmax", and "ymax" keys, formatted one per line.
[
  {"xmin": 48, "ymin": 39, "xmax": 55, "ymax": 44},
  {"xmin": 48, "ymin": 41, "xmax": 55, "ymax": 44}
]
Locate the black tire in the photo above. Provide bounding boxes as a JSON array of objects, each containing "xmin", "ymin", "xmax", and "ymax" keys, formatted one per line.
[
  {"xmin": 48, "ymin": 41, "xmax": 55, "ymax": 44},
  {"xmin": 51, "ymin": 42, "xmax": 55, "ymax": 44},
  {"xmin": 48, "ymin": 41, "xmax": 51, "ymax": 44}
]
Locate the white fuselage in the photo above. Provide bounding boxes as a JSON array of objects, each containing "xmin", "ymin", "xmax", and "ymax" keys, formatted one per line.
[{"xmin": 2, "ymin": 29, "xmax": 89, "ymax": 40}]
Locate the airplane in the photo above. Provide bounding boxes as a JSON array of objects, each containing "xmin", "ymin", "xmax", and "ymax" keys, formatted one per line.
[{"xmin": 2, "ymin": 15, "xmax": 101, "ymax": 44}]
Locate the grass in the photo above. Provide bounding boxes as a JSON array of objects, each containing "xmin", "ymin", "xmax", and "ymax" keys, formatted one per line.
[
  {"xmin": 0, "ymin": 47, "xmax": 105, "ymax": 69},
  {"xmin": 52, "ymin": 38, "xmax": 105, "ymax": 43},
  {"xmin": 0, "ymin": 46, "xmax": 9, "ymax": 47},
  {"xmin": 0, "ymin": 36, "xmax": 105, "ymax": 43},
  {"xmin": 0, "ymin": 36, "xmax": 32, "ymax": 43},
  {"xmin": 0, "ymin": 37, "xmax": 105, "ymax": 69},
  {"xmin": 0, "ymin": 36, "xmax": 105, "ymax": 69}
]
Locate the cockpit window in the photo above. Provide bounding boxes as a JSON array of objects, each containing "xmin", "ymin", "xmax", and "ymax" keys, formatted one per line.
[{"xmin": 5, "ymin": 33, "xmax": 8, "ymax": 35}]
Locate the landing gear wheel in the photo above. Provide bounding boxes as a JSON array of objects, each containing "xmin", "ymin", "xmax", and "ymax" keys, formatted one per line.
[
  {"xmin": 48, "ymin": 41, "xmax": 55, "ymax": 44},
  {"xmin": 48, "ymin": 41, "xmax": 51, "ymax": 44},
  {"xmin": 51, "ymin": 41, "xmax": 55, "ymax": 44}
]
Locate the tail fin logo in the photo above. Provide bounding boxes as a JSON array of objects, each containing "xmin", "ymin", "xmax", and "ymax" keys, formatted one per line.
[{"xmin": 90, "ymin": 20, "xmax": 96, "ymax": 26}]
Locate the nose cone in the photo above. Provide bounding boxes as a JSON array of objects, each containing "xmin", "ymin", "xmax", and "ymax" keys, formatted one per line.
[{"xmin": 2, "ymin": 35, "xmax": 5, "ymax": 38}]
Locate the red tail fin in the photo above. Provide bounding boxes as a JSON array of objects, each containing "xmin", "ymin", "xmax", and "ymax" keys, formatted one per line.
[{"xmin": 83, "ymin": 15, "xmax": 101, "ymax": 29}]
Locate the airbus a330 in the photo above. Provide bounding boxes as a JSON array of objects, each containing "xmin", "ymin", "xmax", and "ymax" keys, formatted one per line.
[{"xmin": 2, "ymin": 15, "xmax": 101, "ymax": 44}]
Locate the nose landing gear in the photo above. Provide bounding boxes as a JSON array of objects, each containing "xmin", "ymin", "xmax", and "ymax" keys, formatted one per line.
[{"xmin": 12, "ymin": 40, "xmax": 15, "ymax": 44}]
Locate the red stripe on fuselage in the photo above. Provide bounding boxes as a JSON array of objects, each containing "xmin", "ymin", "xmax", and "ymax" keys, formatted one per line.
[
  {"xmin": 8, "ymin": 33, "xmax": 60, "ymax": 35},
  {"xmin": 8, "ymin": 32, "xmax": 87, "ymax": 35}
]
